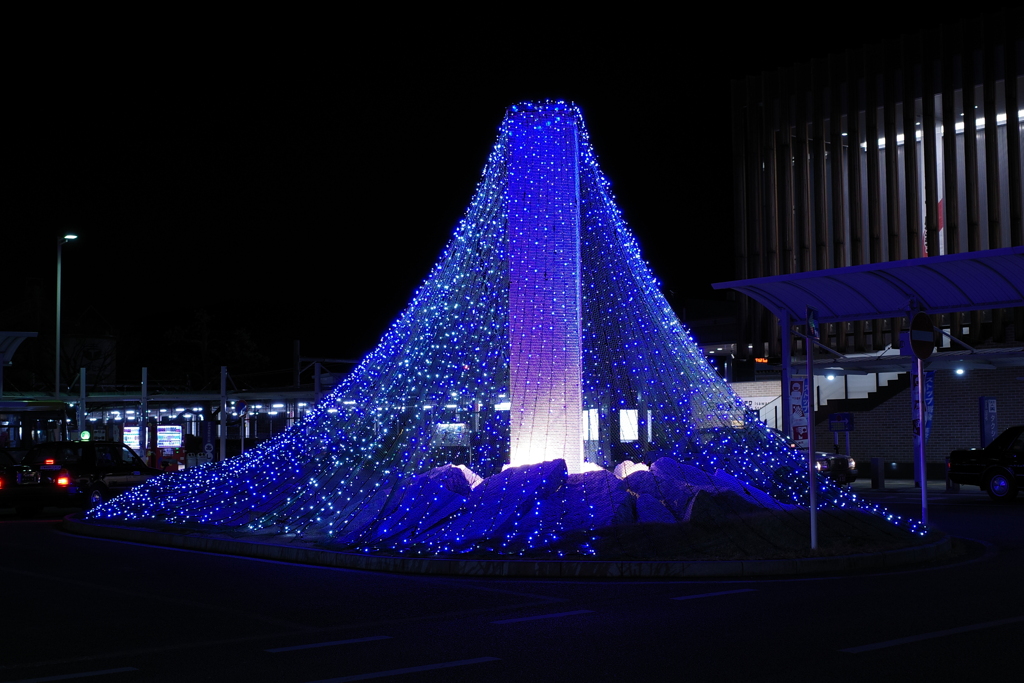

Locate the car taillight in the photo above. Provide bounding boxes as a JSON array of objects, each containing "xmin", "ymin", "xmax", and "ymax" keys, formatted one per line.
[
  {"xmin": 56, "ymin": 469, "xmax": 70, "ymax": 487},
  {"xmin": 45, "ymin": 458, "xmax": 55, "ymax": 465}
]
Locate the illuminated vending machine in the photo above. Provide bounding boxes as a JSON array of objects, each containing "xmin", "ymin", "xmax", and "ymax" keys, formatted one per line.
[{"xmin": 156, "ymin": 425, "xmax": 185, "ymax": 470}]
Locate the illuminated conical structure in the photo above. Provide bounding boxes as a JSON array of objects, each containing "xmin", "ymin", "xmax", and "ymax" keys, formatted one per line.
[{"xmin": 89, "ymin": 101, "xmax": 919, "ymax": 556}]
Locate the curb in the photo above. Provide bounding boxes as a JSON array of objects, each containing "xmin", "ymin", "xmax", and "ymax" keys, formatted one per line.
[{"xmin": 63, "ymin": 514, "xmax": 952, "ymax": 579}]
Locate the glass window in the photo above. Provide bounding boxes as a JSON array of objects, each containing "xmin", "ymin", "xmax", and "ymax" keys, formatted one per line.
[
  {"xmin": 583, "ymin": 409, "xmax": 599, "ymax": 441},
  {"xmin": 93, "ymin": 445, "xmax": 116, "ymax": 466},
  {"xmin": 120, "ymin": 446, "xmax": 140, "ymax": 465},
  {"xmin": 29, "ymin": 446, "xmax": 79, "ymax": 465},
  {"xmin": 620, "ymin": 409, "xmax": 638, "ymax": 442}
]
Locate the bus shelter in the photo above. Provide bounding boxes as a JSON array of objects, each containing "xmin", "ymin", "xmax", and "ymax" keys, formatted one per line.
[{"xmin": 713, "ymin": 246, "xmax": 1023, "ymax": 439}]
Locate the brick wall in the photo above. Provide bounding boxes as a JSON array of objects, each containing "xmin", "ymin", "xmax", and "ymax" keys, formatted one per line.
[
  {"xmin": 813, "ymin": 367, "xmax": 1024, "ymax": 464},
  {"xmin": 730, "ymin": 380, "xmax": 782, "ymax": 398}
]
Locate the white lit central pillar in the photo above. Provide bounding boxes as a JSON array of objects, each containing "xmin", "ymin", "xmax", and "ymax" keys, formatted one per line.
[{"xmin": 507, "ymin": 104, "xmax": 584, "ymax": 473}]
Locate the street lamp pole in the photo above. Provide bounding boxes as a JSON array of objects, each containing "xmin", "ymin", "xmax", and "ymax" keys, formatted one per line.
[{"xmin": 55, "ymin": 233, "xmax": 78, "ymax": 399}]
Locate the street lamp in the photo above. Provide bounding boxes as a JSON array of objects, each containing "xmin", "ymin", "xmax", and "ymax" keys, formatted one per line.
[{"xmin": 56, "ymin": 233, "xmax": 78, "ymax": 398}]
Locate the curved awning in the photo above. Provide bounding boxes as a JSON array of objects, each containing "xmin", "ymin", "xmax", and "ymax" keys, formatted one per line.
[
  {"xmin": 713, "ymin": 247, "xmax": 1024, "ymax": 323},
  {"xmin": 1, "ymin": 332, "xmax": 38, "ymax": 364}
]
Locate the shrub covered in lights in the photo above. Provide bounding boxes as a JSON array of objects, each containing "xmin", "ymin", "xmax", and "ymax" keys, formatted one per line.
[{"xmin": 87, "ymin": 101, "xmax": 923, "ymax": 556}]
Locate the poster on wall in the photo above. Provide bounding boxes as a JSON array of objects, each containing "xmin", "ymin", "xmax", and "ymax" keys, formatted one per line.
[
  {"xmin": 911, "ymin": 366, "xmax": 935, "ymax": 448},
  {"xmin": 979, "ymin": 396, "xmax": 998, "ymax": 447},
  {"xmin": 787, "ymin": 376, "xmax": 809, "ymax": 450}
]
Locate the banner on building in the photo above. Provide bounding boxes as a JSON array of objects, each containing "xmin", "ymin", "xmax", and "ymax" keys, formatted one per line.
[
  {"xmin": 787, "ymin": 376, "xmax": 809, "ymax": 450},
  {"xmin": 911, "ymin": 365, "xmax": 935, "ymax": 449}
]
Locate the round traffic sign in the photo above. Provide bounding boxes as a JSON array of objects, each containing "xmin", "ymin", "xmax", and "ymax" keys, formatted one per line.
[{"xmin": 909, "ymin": 312, "xmax": 934, "ymax": 359}]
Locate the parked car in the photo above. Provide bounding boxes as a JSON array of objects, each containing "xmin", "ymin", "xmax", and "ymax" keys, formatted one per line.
[
  {"xmin": 0, "ymin": 440, "xmax": 163, "ymax": 514},
  {"xmin": 0, "ymin": 448, "xmax": 17, "ymax": 468},
  {"xmin": 947, "ymin": 425, "xmax": 1024, "ymax": 502},
  {"xmin": 813, "ymin": 450, "xmax": 858, "ymax": 484},
  {"xmin": 769, "ymin": 429, "xmax": 857, "ymax": 484},
  {"xmin": 0, "ymin": 448, "xmax": 36, "ymax": 509}
]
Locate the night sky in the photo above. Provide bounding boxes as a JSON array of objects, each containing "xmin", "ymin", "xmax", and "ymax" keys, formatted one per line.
[{"xmin": 6, "ymin": 13, "xmax": 1001, "ymax": 387}]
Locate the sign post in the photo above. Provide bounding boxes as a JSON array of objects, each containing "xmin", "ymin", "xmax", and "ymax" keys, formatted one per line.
[
  {"xmin": 805, "ymin": 307, "xmax": 819, "ymax": 550},
  {"xmin": 909, "ymin": 311, "xmax": 933, "ymax": 525},
  {"xmin": 829, "ymin": 412, "xmax": 854, "ymax": 460},
  {"xmin": 979, "ymin": 397, "xmax": 998, "ymax": 447}
]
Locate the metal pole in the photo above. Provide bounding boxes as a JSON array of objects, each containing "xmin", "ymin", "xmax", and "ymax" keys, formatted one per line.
[
  {"xmin": 141, "ymin": 367, "xmax": 148, "ymax": 458},
  {"xmin": 780, "ymin": 311, "xmax": 792, "ymax": 439},
  {"xmin": 314, "ymin": 362, "xmax": 322, "ymax": 402},
  {"xmin": 55, "ymin": 240, "xmax": 63, "ymax": 399},
  {"xmin": 220, "ymin": 366, "xmax": 227, "ymax": 462},
  {"xmin": 917, "ymin": 356, "xmax": 929, "ymax": 526},
  {"xmin": 806, "ymin": 336, "xmax": 818, "ymax": 550},
  {"xmin": 79, "ymin": 368, "xmax": 86, "ymax": 437},
  {"xmin": 54, "ymin": 234, "xmax": 77, "ymax": 399}
]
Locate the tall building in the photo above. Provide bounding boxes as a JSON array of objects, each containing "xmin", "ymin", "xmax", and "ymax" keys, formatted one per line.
[{"xmin": 730, "ymin": 12, "xmax": 1022, "ymax": 359}]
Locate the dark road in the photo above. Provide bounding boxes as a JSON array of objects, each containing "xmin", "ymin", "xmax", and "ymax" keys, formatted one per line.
[{"xmin": 1, "ymin": 484, "xmax": 1021, "ymax": 683}]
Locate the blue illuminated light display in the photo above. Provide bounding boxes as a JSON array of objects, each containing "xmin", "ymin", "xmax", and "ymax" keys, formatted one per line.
[{"xmin": 87, "ymin": 101, "xmax": 923, "ymax": 555}]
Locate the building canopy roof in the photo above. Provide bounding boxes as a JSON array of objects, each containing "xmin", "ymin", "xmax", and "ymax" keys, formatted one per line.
[
  {"xmin": 713, "ymin": 247, "xmax": 1024, "ymax": 324},
  {"xmin": 0, "ymin": 332, "xmax": 37, "ymax": 366}
]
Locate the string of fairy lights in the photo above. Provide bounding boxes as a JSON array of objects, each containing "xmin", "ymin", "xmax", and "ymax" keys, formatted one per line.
[{"xmin": 87, "ymin": 100, "xmax": 924, "ymax": 554}]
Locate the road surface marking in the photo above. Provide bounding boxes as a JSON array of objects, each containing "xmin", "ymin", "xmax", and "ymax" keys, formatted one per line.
[
  {"xmin": 491, "ymin": 609, "xmax": 594, "ymax": 624},
  {"xmin": 306, "ymin": 657, "xmax": 500, "ymax": 682},
  {"xmin": 9, "ymin": 668, "xmax": 138, "ymax": 683},
  {"xmin": 267, "ymin": 636, "xmax": 392, "ymax": 652},
  {"xmin": 841, "ymin": 616, "xmax": 1024, "ymax": 653},
  {"xmin": 672, "ymin": 589, "xmax": 756, "ymax": 600}
]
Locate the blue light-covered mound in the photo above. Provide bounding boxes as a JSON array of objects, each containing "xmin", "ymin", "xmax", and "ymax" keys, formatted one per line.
[{"xmin": 87, "ymin": 101, "xmax": 923, "ymax": 556}]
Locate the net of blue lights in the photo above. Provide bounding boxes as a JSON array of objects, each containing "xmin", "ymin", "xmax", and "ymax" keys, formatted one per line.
[{"xmin": 86, "ymin": 101, "xmax": 923, "ymax": 557}]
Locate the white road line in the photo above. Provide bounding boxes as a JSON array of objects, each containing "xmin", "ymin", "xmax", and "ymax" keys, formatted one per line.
[
  {"xmin": 267, "ymin": 636, "xmax": 392, "ymax": 653},
  {"xmin": 672, "ymin": 589, "xmax": 756, "ymax": 601},
  {"xmin": 841, "ymin": 616, "xmax": 1024, "ymax": 653},
  {"xmin": 491, "ymin": 609, "xmax": 594, "ymax": 624},
  {"xmin": 306, "ymin": 657, "xmax": 500, "ymax": 682},
  {"xmin": 8, "ymin": 667, "xmax": 138, "ymax": 683}
]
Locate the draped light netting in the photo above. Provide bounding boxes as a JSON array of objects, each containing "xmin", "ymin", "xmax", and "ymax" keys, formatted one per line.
[{"xmin": 87, "ymin": 101, "xmax": 922, "ymax": 557}]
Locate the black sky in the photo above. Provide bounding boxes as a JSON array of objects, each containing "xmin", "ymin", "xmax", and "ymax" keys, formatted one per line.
[{"xmin": 7, "ymin": 11, "xmax": 1004, "ymax": 384}]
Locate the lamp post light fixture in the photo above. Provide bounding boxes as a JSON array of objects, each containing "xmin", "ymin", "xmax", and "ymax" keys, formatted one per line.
[{"xmin": 55, "ymin": 233, "xmax": 78, "ymax": 398}]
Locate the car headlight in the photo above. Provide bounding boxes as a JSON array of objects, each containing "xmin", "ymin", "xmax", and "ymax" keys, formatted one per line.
[{"xmin": 849, "ymin": 458, "xmax": 856, "ymax": 469}]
